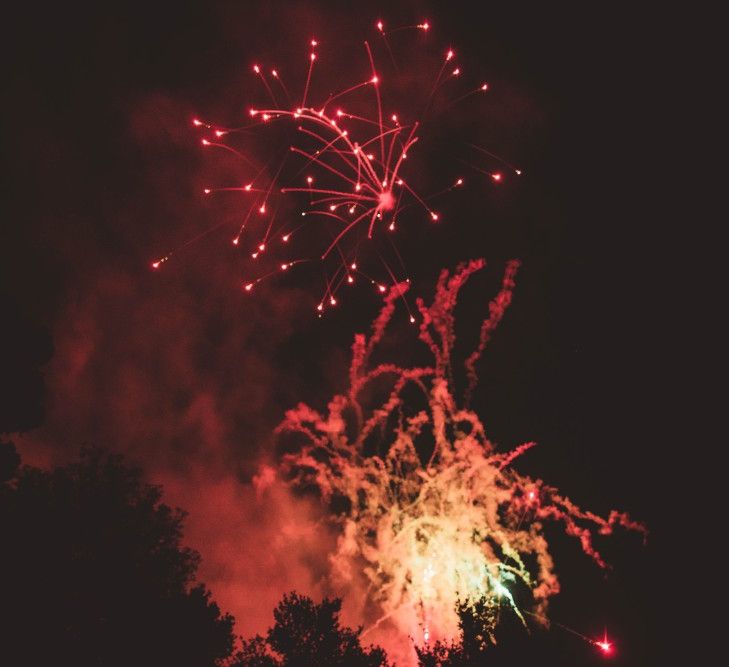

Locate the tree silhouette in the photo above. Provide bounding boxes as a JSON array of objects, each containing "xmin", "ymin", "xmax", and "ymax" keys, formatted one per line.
[
  {"xmin": 415, "ymin": 597, "xmax": 499, "ymax": 667},
  {"xmin": 0, "ymin": 447, "xmax": 235, "ymax": 666},
  {"xmin": 233, "ymin": 592, "xmax": 389, "ymax": 666},
  {"xmin": 414, "ymin": 595, "xmax": 611, "ymax": 666}
]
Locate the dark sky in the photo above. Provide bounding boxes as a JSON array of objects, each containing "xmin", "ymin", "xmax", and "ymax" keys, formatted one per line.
[{"xmin": 3, "ymin": 1, "xmax": 672, "ymax": 664}]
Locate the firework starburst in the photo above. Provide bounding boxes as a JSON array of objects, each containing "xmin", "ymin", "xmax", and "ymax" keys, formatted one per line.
[{"xmin": 153, "ymin": 21, "xmax": 519, "ymax": 315}]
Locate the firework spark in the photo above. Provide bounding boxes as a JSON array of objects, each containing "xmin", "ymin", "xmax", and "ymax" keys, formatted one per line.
[
  {"xmin": 153, "ymin": 21, "xmax": 517, "ymax": 314},
  {"xmin": 270, "ymin": 260, "xmax": 645, "ymax": 661}
]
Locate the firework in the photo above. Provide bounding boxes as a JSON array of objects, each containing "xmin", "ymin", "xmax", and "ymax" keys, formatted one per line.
[
  {"xmin": 153, "ymin": 21, "xmax": 518, "ymax": 314},
  {"xmin": 271, "ymin": 260, "xmax": 645, "ymax": 661}
]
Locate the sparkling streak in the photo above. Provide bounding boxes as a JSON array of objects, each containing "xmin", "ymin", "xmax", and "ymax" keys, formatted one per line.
[
  {"xmin": 159, "ymin": 19, "xmax": 525, "ymax": 312},
  {"xmin": 273, "ymin": 261, "xmax": 645, "ymax": 651}
]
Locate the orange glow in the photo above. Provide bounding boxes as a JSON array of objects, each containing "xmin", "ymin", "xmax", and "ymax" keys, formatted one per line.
[{"xmin": 277, "ymin": 260, "xmax": 644, "ymax": 654}]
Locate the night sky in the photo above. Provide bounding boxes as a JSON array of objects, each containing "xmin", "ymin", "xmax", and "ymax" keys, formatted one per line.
[{"xmin": 3, "ymin": 1, "xmax": 671, "ymax": 664}]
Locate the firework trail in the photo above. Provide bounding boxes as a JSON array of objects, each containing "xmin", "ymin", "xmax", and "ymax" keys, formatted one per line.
[
  {"xmin": 153, "ymin": 20, "xmax": 517, "ymax": 315},
  {"xmin": 268, "ymin": 260, "xmax": 645, "ymax": 661}
]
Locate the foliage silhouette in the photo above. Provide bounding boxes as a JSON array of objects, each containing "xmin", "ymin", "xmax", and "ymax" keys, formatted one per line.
[
  {"xmin": 415, "ymin": 597, "xmax": 499, "ymax": 666},
  {"xmin": 233, "ymin": 592, "xmax": 389, "ymax": 666},
  {"xmin": 0, "ymin": 447, "xmax": 235, "ymax": 666},
  {"xmin": 414, "ymin": 594, "xmax": 614, "ymax": 666}
]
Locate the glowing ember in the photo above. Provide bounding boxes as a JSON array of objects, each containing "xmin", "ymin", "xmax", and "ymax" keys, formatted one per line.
[
  {"xmin": 594, "ymin": 629, "xmax": 614, "ymax": 656},
  {"xmin": 596, "ymin": 640, "xmax": 613, "ymax": 653},
  {"xmin": 378, "ymin": 190, "xmax": 396, "ymax": 211},
  {"xmin": 273, "ymin": 260, "xmax": 645, "ymax": 657}
]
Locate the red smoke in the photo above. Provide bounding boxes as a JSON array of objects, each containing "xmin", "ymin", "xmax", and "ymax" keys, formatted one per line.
[{"xmin": 15, "ymin": 91, "xmax": 348, "ymax": 639}]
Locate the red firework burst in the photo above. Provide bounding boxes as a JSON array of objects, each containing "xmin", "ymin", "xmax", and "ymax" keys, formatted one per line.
[{"xmin": 152, "ymin": 19, "xmax": 521, "ymax": 316}]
